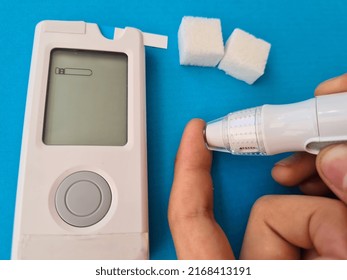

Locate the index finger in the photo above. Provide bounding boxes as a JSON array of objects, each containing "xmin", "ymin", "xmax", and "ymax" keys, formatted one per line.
[
  {"xmin": 168, "ymin": 119, "xmax": 234, "ymax": 259},
  {"xmin": 315, "ymin": 73, "xmax": 347, "ymax": 96}
]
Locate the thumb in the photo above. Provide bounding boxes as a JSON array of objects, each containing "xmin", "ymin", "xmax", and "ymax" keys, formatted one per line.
[{"xmin": 317, "ymin": 144, "xmax": 347, "ymax": 204}]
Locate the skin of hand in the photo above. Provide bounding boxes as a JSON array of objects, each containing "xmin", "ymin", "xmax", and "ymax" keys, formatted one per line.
[
  {"xmin": 168, "ymin": 118, "xmax": 235, "ymax": 259},
  {"xmin": 168, "ymin": 74, "xmax": 347, "ymax": 260}
]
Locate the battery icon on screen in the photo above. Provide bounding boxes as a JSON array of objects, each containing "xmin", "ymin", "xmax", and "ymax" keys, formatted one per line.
[{"xmin": 55, "ymin": 67, "xmax": 93, "ymax": 76}]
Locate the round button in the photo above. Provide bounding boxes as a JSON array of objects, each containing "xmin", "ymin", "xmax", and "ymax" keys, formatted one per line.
[
  {"xmin": 55, "ymin": 171, "xmax": 112, "ymax": 227},
  {"xmin": 65, "ymin": 181, "xmax": 101, "ymax": 216}
]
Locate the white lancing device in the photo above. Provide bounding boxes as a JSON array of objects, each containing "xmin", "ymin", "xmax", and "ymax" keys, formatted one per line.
[
  {"xmin": 205, "ymin": 92, "xmax": 347, "ymax": 155},
  {"xmin": 12, "ymin": 20, "xmax": 167, "ymax": 259}
]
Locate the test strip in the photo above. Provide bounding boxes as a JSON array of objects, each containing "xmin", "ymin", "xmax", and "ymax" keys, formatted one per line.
[
  {"xmin": 142, "ymin": 31, "xmax": 168, "ymax": 49},
  {"xmin": 114, "ymin": 28, "xmax": 168, "ymax": 49}
]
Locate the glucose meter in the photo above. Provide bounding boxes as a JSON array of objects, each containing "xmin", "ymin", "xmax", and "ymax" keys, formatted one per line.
[{"xmin": 12, "ymin": 21, "xmax": 167, "ymax": 259}]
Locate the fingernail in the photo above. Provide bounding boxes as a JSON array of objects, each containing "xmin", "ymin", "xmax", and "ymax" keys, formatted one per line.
[
  {"xmin": 320, "ymin": 144, "xmax": 347, "ymax": 191},
  {"xmin": 275, "ymin": 153, "xmax": 303, "ymax": 167}
]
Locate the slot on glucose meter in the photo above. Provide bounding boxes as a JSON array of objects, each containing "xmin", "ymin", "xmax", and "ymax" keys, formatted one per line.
[{"xmin": 12, "ymin": 20, "xmax": 167, "ymax": 260}]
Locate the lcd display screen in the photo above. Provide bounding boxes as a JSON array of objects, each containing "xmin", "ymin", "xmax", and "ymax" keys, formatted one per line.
[{"xmin": 43, "ymin": 49, "xmax": 128, "ymax": 146}]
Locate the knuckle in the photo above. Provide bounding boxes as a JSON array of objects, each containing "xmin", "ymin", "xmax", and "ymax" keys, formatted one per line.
[
  {"xmin": 251, "ymin": 195, "xmax": 278, "ymax": 212},
  {"xmin": 168, "ymin": 205, "xmax": 213, "ymax": 227}
]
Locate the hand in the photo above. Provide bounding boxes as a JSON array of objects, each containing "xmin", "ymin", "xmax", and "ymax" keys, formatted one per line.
[
  {"xmin": 241, "ymin": 74, "xmax": 347, "ymax": 259},
  {"xmin": 168, "ymin": 74, "xmax": 347, "ymax": 259},
  {"xmin": 272, "ymin": 74, "xmax": 347, "ymax": 202}
]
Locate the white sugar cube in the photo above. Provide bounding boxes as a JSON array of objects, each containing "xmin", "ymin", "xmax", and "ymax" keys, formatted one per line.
[
  {"xmin": 178, "ymin": 16, "xmax": 224, "ymax": 67},
  {"xmin": 218, "ymin": 28, "xmax": 271, "ymax": 84}
]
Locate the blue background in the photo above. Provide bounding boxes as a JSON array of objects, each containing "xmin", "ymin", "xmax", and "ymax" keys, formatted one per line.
[{"xmin": 1, "ymin": 0, "xmax": 347, "ymax": 260}]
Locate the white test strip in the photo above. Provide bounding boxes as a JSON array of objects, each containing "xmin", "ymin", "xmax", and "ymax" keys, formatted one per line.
[
  {"xmin": 142, "ymin": 31, "xmax": 168, "ymax": 49},
  {"xmin": 114, "ymin": 28, "xmax": 168, "ymax": 49}
]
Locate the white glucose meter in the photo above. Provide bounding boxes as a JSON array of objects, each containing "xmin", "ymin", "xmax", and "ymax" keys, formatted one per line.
[{"xmin": 12, "ymin": 21, "xmax": 167, "ymax": 259}]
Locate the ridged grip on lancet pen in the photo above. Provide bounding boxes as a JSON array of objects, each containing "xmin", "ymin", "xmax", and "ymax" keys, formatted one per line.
[{"xmin": 222, "ymin": 106, "xmax": 266, "ymax": 155}]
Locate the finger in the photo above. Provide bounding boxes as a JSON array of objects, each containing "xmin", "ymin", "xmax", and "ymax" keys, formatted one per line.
[
  {"xmin": 316, "ymin": 144, "xmax": 347, "ymax": 204},
  {"xmin": 315, "ymin": 73, "xmax": 347, "ymax": 96},
  {"xmin": 272, "ymin": 150, "xmax": 331, "ymax": 196},
  {"xmin": 271, "ymin": 149, "xmax": 336, "ymax": 197},
  {"xmin": 168, "ymin": 119, "xmax": 234, "ymax": 259},
  {"xmin": 240, "ymin": 195, "xmax": 347, "ymax": 260},
  {"xmin": 271, "ymin": 153, "xmax": 317, "ymax": 186},
  {"xmin": 299, "ymin": 175, "xmax": 332, "ymax": 197},
  {"xmin": 313, "ymin": 74, "xmax": 347, "ymax": 203}
]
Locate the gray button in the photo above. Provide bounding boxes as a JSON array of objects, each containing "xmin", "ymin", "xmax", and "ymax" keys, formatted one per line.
[
  {"xmin": 55, "ymin": 171, "xmax": 112, "ymax": 227},
  {"xmin": 65, "ymin": 181, "xmax": 101, "ymax": 216}
]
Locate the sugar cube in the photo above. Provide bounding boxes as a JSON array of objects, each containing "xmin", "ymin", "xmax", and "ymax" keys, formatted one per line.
[
  {"xmin": 178, "ymin": 16, "xmax": 224, "ymax": 67},
  {"xmin": 218, "ymin": 28, "xmax": 271, "ymax": 84}
]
